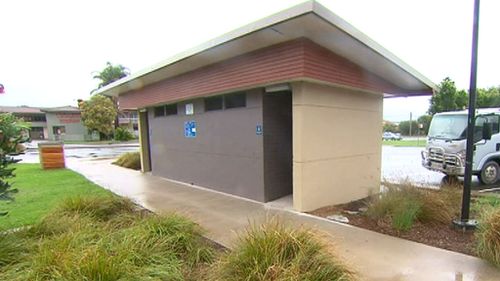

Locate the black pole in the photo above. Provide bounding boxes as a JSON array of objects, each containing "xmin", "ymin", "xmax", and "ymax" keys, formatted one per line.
[{"xmin": 455, "ymin": 0, "xmax": 480, "ymax": 229}]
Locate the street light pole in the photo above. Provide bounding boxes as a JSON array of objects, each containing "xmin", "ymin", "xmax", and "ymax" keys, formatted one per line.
[
  {"xmin": 409, "ymin": 112, "xmax": 412, "ymax": 137},
  {"xmin": 454, "ymin": 0, "xmax": 480, "ymax": 229}
]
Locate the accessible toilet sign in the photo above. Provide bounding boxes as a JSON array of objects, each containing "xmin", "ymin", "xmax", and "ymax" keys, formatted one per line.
[{"xmin": 184, "ymin": 121, "xmax": 197, "ymax": 138}]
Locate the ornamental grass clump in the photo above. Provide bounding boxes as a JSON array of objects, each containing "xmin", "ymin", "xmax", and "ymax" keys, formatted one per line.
[
  {"xmin": 367, "ymin": 182, "xmax": 461, "ymax": 231},
  {"xmin": 56, "ymin": 196, "xmax": 136, "ymax": 221},
  {"xmin": 211, "ymin": 221, "xmax": 355, "ymax": 281},
  {"xmin": 113, "ymin": 152, "xmax": 141, "ymax": 170},
  {"xmin": 0, "ymin": 196, "xmax": 215, "ymax": 280},
  {"xmin": 0, "ymin": 233, "xmax": 28, "ymax": 267},
  {"xmin": 476, "ymin": 207, "xmax": 500, "ymax": 267}
]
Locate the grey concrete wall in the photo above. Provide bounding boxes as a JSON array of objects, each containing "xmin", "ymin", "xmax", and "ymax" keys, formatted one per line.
[
  {"xmin": 45, "ymin": 112, "xmax": 91, "ymax": 141},
  {"xmin": 148, "ymin": 89, "xmax": 265, "ymax": 201},
  {"xmin": 263, "ymin": 91, "xmax": 293, "ymax": 201}
]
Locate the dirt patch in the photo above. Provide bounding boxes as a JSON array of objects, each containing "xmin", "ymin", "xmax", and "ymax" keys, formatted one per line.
[{"xmin": 309, "ymin": 199, "xmax": 476, "ymax": 257}]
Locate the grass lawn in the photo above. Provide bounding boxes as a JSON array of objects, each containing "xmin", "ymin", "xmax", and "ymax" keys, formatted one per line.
[
  {"xmin": 382, "ymin": 139, "xmax": 427, "ymax": 147},
  {"xmin": 472, "ymin": 194, "xmax": 500, "ymax": 213},
  {"xmin": 0, "ymin": 164, "xmax": 112, "ymax": 230}
]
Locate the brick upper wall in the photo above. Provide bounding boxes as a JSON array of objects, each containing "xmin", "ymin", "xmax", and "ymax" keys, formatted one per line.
[
  {"xmin": 119, "ymin": 38, "xmax": 417, "ymax": 109},
  {"xmin": 302, "ymin": 40, "xmax": 407, "ymax": 94}
]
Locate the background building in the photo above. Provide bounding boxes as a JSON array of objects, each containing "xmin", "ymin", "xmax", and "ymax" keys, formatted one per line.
[
  {"xmin": 118, "ymin": 109, "xmax": 139, "ymax": 136},
  {"xmin": 0, "ymin": 105, "xmax": 98, "ymax": 141},
  {"xmin": 0, "ymin": 106, "xmax": 48, "ymax": 139},
  {"xmin": 41, "ymin": 106, "xmax": 94, "ymax": 141}
]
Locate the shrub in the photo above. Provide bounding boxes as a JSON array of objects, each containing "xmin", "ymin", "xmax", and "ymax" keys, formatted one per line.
[
  {"xmin": 476, "ymin": 207, "xmax": 500, "ymax": 267},
  {"xmin": 211, "ymin": 221, "xmax": 355, "ymax": 281},
  {"xmin": 114, "ymin": 127, "xmax": 134, "ymax": 141},
  {"xmin": 367, "ymin": 182, "xmax": 461, "ymax": 231},
  {"xmin": 113, "ymin": 152, "xmax": 141, "ymax": 170},
  {"xmin": 0, "ymin": 113, "xmax": 30, "ymax": 216}
]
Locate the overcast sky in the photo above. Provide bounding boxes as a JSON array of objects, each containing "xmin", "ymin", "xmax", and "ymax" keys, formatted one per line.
[{"xmin": 1, "ymin": 0, "xmax": 499, "ymax": 121}]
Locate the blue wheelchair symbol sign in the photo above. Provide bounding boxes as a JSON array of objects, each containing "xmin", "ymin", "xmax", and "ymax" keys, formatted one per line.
[{"xmin": 184, "ymin": 121, "xmax": 197, "ymax": 138}]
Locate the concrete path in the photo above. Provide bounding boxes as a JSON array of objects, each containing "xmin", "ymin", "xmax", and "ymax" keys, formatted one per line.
[{"xmin": 67, "ymin": 158, "xmax": 500, "ymax": 281}]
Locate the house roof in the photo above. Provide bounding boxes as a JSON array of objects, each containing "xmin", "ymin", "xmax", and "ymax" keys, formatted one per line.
[
  {"xmin": 40, "ymin": 106, "xmax": 80, "ymax": 113},
  {"xmin": 96, "ymin": 0, "xmax": 435, "ymax": 99},
  {"xmin": 0, "ymin": 106, "xmax": 44, "ymax": 114},
  {"xmin": 0, "ymin": 105, "xmax": 81, "ymax": 114}
]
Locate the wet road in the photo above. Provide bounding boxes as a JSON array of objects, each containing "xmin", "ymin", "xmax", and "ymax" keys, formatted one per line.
[
  {"xmin": 382, "ymin": 145, "xmax": 443, "ymax": 185},
  {"xmin": 16, "ymin": 145, "xmax": 139, "ymax": 164},
  {"xmin": 381, "ymin": 145, "xmax": 500, "ymax": 191}
]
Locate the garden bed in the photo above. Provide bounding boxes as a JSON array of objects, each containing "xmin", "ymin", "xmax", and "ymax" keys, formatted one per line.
[
  {"xmin": 309, "ymin": 185, "xmax": 500, "ymax": 258},
  {"xmin": 0, "ymin": 196, "xmax": 219, "ymax": 280},
  {"xmin": 310, "ymin": 200, "xmax": 475, "ymax": 256}
]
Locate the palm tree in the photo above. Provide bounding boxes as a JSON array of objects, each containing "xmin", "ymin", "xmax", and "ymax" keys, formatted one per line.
[{"xmin": 92, "ymin": 62, "xmax": 130, "ymax": 92}]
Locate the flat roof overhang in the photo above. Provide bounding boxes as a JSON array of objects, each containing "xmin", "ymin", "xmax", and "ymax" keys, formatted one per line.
[{"xmin": 96, "ymin": 1, "xmax": 436, "ymax": 99}]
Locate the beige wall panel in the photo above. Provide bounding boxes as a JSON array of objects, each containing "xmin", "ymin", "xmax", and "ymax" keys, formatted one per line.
[
  {"xmin": 295, "ymin": 107, "xmax": 381, "ymax": 162},
  {"xmin": 292, "ymin": 81, "xmax": 383, "ymax": 211},
  {"xmin": 293, "ymin": 82, "xmax": 381, "ymax": 111},
  {"xmin": 294, "ymin": 155, "xmax": 380, "ymax": 211}
]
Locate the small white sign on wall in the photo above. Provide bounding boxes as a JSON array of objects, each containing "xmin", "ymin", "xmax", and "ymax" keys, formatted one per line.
[{"xmin": 185, "ymin": 103, "xmax": 194, "ymax": 115}]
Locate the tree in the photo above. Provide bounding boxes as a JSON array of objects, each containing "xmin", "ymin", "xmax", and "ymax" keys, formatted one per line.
[
  {"xmin": 0, "ymin": 113, "xmax": 30, "ymax": 215},
  {"xmin": 428, "ymin": 77, "xmax": 467, "ymax": 115},
  {"xmin": 477, "ymin": 86, "xmax": 500, "ymax": 108},
  {"xmin": 91, "ymin": 62, "xmax": 130, "ymax": 129},
  {"xmin": 79, "ymin": 94, "xmax": 117, "ymax": 139},
  {"xmin": 383, "ymin": 121, "xmax": 399, "ymax": 133},
  {"xmin": 92, "ymin": 62, "xmax": 130, "ymax": 91},
  {"xmin": 417, "ymin": 115, "xmax": 432, "ymax": 135},
  {"xmin": 399, "ymin": 120, "xmax": 420, "ymax": 136}
]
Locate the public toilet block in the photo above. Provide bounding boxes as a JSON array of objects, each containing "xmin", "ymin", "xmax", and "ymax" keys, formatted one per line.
[{"xmin": 98, "ymin": 1, "xmax": 435, "ymax": 212}]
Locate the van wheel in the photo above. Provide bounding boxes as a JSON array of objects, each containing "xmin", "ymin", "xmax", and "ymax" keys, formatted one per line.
[{"xmin": 479, "ymin": 161, "xmax": 500, "ymax": 185}]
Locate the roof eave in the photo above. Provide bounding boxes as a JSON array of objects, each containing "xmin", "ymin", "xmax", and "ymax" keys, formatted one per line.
[
  {"xmin": 311, "ymin": 1, "xmax": 436, "ymax": 92},
  {"xmin": 97, "ymin": 0, "xmax": 435, "ymax": 98},
  {"xmin": 96, "ymin": 1, "xmax": 317, "ymax": 97}
]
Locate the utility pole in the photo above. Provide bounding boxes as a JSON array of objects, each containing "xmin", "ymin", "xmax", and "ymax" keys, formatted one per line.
[
  {"xmin": 454, "ymin": 0, "xmax": 480, "ymax": 229},
  {"xmin": 409, "ymin": 112, "xmax": 412, "ymax": 137}
]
